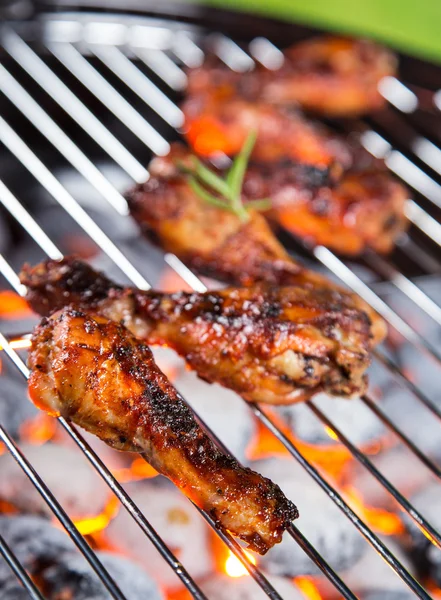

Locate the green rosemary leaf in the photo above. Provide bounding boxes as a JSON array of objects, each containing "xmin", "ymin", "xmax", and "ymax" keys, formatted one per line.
[
  {"xmin": 245, "ymin": 198, "xmax": 272, "ymax": 212},
  {"xmin": 226, "ymin": 129, "xmax": 258, "ymax": 201},
  {"xmin": 187, "ymin": 177, "xmax": 231, "ymax": 210},
  {"xmin": 192, "ymin": 157, "xmax": 231, "ymax": 198}
]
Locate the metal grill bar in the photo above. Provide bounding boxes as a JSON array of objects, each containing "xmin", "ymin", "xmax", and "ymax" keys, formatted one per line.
[
  {"xmin": 1, "ymin": 27, "xmax": 148, "ymax": 184},
  {"xmin": 90, "ymin": 43, "xmax": 184, "ymax": 127},
  {"xmin": 313, "ymin": 245, "xmax": 441, "ymax": 364},
  {"xmin": 360, "ymin": 394, "xmax": 441, "ymax": 479},
  {"xmin": 0, "ymin": 116, "xmax": 149, "ymax": 289},
  {"xmin": 1, "ymin": 18, "xmax": 441, "ymax": 600},
  {"xmin": 0, "ymin": 62, "xmax": 129, "ymax": 216},
  {"xmin": 0, "ymin": 534, "xmax": 46, "ymax": 600},
  {"xmin": 0, "ymin": 406, "xmax": 127, "ymax": 600},
  {"xmin": 250, "ymin": 403, "xmax": 432, "ymax": 600},
  {"xmin": 373, "ymin": 350, "xmax": 441, "ymax": 421},
  {"xmin": 48, "ymin": 41, "xmax": 170, "ymax": 156},
  {"xmin": 306, "ymin": 401, "xmax": 441, "ymax": 547}
]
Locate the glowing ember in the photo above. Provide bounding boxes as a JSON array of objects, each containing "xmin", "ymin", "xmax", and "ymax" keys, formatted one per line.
[
  {"xmin": 73, "ymin": 495, "xmax": 120, "ymax": 536},
  {"xmin": 294, "ymin": 576, "xmax": 323, "ymax": 600},
  {"xmin": 0, "ymin": 291, "xmax": 31, "ymax": 319},
  {"xmin": 225, "ymin": 550, "xmax": 256, "ymax": 578},
  {"xmin": 112, "ymin": 457, "xmax": 158, "ymax": 482},
  {"xmin": 324, "ymin": 425, "xmax": 339, "ymax": 441},
  {"xmin": 20, "ymin": 413, "xmax": 57, "ymax": 445},
  {"xmin": 344, "ymin": 485, "xmax": 404, "ymax": 535}
]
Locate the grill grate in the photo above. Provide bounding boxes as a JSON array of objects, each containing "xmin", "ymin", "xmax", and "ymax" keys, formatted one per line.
[{"xmin": 0, "ymin": 11, "xmax": 441, "ymax": 600}]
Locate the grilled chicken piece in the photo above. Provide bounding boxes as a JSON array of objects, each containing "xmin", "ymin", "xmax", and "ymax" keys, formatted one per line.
[
  {"xmin": 29, "ymin": 308, "xmax": 298, "ymax": 553},
  {"xmin": 181, "ymin": 98, "xmax": 409, "ymax": 253},
  {"xmin": 244, "ymin": 161, "xmax": 408, "ymax": 255},
  {"xmin": 125, "ymin": 149, "xmax": 387, "ymax": 344},
  {"xmin": 187, "ymin": 36, "xmax": 396, "ymax": 117},
  {"xmin": 182, "ymin": 95, "xmax": 353, "ymax": 180},
  {"xmin": 22, "ymin": 258, "xmax": 373, "ymax": 403}
]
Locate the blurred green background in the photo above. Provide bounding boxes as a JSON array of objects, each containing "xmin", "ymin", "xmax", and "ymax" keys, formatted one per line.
[{"xmin": 179, "ymin": 0, "xmax": 441, "ymax": 64}]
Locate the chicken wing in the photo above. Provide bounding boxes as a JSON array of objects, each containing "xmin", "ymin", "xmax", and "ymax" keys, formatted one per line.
[
  {"xmin": 186, "ymin": 36, "xmax": 396, "ymax": 117},
  {"xmin": 22, "ymin": 258, "xmax": 372, "ymax": 403},
  {"xmin": 28, "ymin": 308, "xmax": 298, "ymax": 553},
  {"xmin": 125, "ymin": 148, "xmax": 387, "ymax": 344},
  {"xmin": 244, "ymin": 161, "xmax": 408, "ymax": 255},
  {"xmin": 181, "ymin": 95, "xmax": 409, "ymax": 254}
]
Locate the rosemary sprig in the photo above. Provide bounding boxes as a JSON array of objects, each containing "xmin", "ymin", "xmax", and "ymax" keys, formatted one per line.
[{"xmin": 178, "ymin": 131, "xmax": 271, "ymax": 223}]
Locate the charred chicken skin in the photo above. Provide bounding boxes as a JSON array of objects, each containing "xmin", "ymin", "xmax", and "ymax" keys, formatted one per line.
[
  {"xmin": 125, "ymin": 150, "xmax": 387, "ymax": 344},
  {"xmin": 29, "ymin": 308, "xmax": 298, "ymax": 553},
  {"xmin": 186, "ymin": 36, "xmax": 396, "ymax": 117},
  {"xmin": 23, "ymin": 258, "xmax": 373, "ymax": 403}
]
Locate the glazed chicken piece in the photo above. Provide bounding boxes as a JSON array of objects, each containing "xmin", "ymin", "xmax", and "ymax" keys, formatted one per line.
[
  {"xmin": 244, "ymin": 161, "xmax": 409, "ymax": 255},
  {"xmin": 181, "ymin": 102, "xmax": 409, "ymax": 253},
  {"xmin": 22, "ymin": 258, "xmax": 373, "ymax": 403},
  {"xmin": 29, "ymin": 308, "xmax": 298, "ymax": 553},
  {"xmin": 182, "ymin": 95, "xmax": 353, "ymax": 180},
  {"xmin": 186, "ymin": 36, "xmax": 397, "ymax": 117},
  {"xmin": 125, "ymin": 149, "xmax": 387, "ymax": 344}
]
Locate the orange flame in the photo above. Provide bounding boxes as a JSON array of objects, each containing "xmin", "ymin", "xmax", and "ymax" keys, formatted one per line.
[
  {"xmin": 224, "ymin": 550, "xmax": 256, "ymax": 578},
  {"xmin": 247, "ymin": 409, "xmax": 388, "ymax": 481},
  {"xmin": 0, "ymin": 291, "xmax": 31, "ymax": 319},
  {"xmin": 20, "ymin": 413, "xmax": 57, "ymax": 445},
  {"xmin": 112, "ymin": 457, "xmax": 158, "ymax": 483},
  {"xmin": 73, "ymin": 495, "xmax": 120, "ymax": 536},
  {"xmin": 344, "ymin": 485, "xmax": 404, "ymax": 535},
  {"xmin": 294, "ymin": 576, "xmax": 323, "ymax": 600}
]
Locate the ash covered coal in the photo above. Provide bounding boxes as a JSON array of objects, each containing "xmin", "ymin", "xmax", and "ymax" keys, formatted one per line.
[
  {"xmin": 105, "ymin": 478, "xmax": 212, "ymax": 587},
  {"xmin": 253, "ymin": 457, "xmax": 365, "ymax": 576},
  {"xmin": 0, "ymin": 443, "xmax": 110, "ymax": 519},
  {"xmin": 200, "ymin": 573, "xmax": 304, "ymax": 600},
  {"xmin": 278, "ymin": 392, "xmax": 384, "ymax": 447},
  {"xmin": 360, "ymin": 592, "xmax": 416, "ymax": 600},
  {"xmin": 0, "ymin": 515, "xmax": 74, "ymax": 585},
  {"xmin": 0, "ymin": 515, "xmax": 163, "ymax": 599},
  {"xmin": 381, "ymin": 387, "xmax": 441, "ymax": 462},
  {"xmin": 343, "ymin": 536, "xmax": 415, "ymax": 600},
  {"xmin": 405, "ymin": 483, "xmax": 441, "ymax": 584},
  {"xmin": 42, "ymin": 551, "xmax": 163, "ymax": 600},
  {"xmin": 0, "ymin": 376, "xmax": 38, "ymax": 440},
  {"xmin": 348, "ymin": 445, "xmax": 432, "ymax": 512}
]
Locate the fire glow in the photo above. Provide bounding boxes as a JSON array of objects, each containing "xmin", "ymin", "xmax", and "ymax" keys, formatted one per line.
[
  {"xmin": 224, "ymin": 549, "xmax": 257, "ymax": 578},
  {"xmin": 294, "ymin": 576, "xmax": 323, "ymax": 600},
  {"xmin": 73, "ymin": 495, "xmax": 120, "ymax": 536},
  {"xmin": 344, "ymin": 485, "xmax": 404, "ymax": 535}
]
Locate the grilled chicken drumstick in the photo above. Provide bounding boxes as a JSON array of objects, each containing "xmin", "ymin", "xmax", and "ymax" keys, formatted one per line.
[
  {"xmin": 29, "ymin": 308, "xmax": 298, "ymax": 553},
  {"xmin": 22, "ymin": 258, "xmax": 373, "ymax": 403},
  {"xmin": 125, "ymin": 149, "xmax": 387, "ymax": 344},
  {"xmin": 186, "ymin": 36, "xmax": 396, "ymax": 117}
]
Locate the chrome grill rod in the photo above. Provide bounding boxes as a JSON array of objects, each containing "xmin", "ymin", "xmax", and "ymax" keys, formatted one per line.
[
  {"xmin": 0, "ymin": 533, "xmax": 46, "ymax": 600},
  {"xmin": 1, "ymin": 27, "xmax": 148, "ymax": 184}
]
